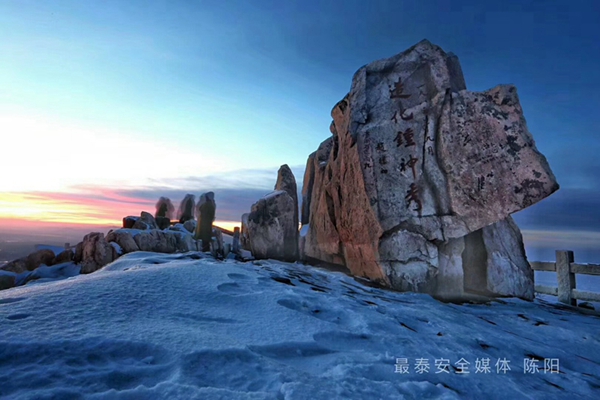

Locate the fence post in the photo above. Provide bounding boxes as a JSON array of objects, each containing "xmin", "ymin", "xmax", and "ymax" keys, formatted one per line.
[{"xmin": 556, "ymin": 250, "xmax": 576, "ymax": 306}]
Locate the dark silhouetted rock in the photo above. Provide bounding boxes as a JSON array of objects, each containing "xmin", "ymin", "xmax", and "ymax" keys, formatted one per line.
[
  {"xmin": 241, "ymin": 213, "xmax": 250, "ymax": 250},
  {"xmin": 25, "ymin": 249, "xmax": 55, "ymax": 271},
  {"xmin": 0, "ymin": 273, "xmax": 16, "ymax": 290},
  {"xmin": 195, "ymin": 192, "xmax": 216, "ymax": 252},
  {"xmin": 54, "ymin": 249, "xmax": 74, "ymax": 265},
  {"xmin": 123, "ymin": 216, "xmax": 138, "ymax": 229},
  {"xmin": 155, "ymin": 197, "xmax": 175, "ymax": 220},
  {"xmin": 132, "ymin": 211, "xmax": 159, "ymax": 230},
  {"xmin": 177, "ymin": 194, "xmax": 196, "ymax": 224}
]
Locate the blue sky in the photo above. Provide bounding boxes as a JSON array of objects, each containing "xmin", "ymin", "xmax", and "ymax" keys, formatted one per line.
[{"xmin": 0, "ymin": 0, "xmax": 599, "ymax": 261}]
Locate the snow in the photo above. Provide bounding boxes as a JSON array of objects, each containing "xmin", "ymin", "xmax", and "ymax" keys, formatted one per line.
[{"xmin": 1, "ymin": 252, "xmax": 599, "ymax": 399}]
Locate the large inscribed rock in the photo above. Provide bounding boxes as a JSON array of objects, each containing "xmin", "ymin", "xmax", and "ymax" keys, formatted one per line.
[{"xmin": 301, "ymin": 40, "xmax": 558, "ymax": 300}]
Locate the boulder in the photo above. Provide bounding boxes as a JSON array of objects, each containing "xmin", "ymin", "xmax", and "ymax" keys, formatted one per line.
[
  {"xmin": 301, "ymin": 153, "xmax": 316, "ymax": 225},
  {"xmin": 240, "ymin": 213, "xmax": 250, "ymax": 250},
  {"xmin": 247, "ymin": 190, "xmax": 298, "ymax": 262},
  {"xmin": 0, "ymin": 258, "xmax": 28, "ymax": 274},
  {"xmin": 274, "ymin": 165, "xmax": 299, "ymax": 260},
  {"xmin": 155, "ymin": 196, "xmax": 175, "ymax": 220},
  {"xmin": 195, "ymin": 192, "xmax": 216, "ymax": 252},
  {"xmin": 480, "ymin": 217, "xmax": 534, "ymax": 300},
  {"xmin": 25, "ymin": 249, "xmax": 55, "ymax": 271},
  {"xmin": 123, "ymin": 216, "xmax": 138, "ymax": 229},
  {"xmin": 173, "ymin": 232, "xmax": 197, "ymax": 252},
  {"xmin": 301, "ymin": 40, "xmax": 558, "ymax": 299},
  {"xmin": 54, "ymin": 249, "xmax": 74, "ymax": 265},
  {"xmin": 156, "ymin": 216, "xmax": 171, "ymax": 230},
  {"xmin": 0, "ymin": 273, "xmax": 16, "ymax": 290},
  {"xmin": 106, "ymin": 230, "xmax": 140, "ymax": 254},
  {"xmin": 177, "ymin": 194, "xmax": 196, "ymax": 224},
  {"xmin": 80, "ymin": 232, "xmax": 115, "ymax": 274},
  {"xmin": 133, "ymin": 230, "xmax": 177, "ymax": 253},
  {"xmin": 132, "ymin": 211, "xmax": 159, "ymax": 230},
  {"xmin": 210, "ymin": 227, "xmax": 224, "ymax": 258},
  {"xmin": 232, "ymin": 227, "xmax": 241, "ymax": 254},
  {"xmin": 74, "ymin": 241, "xmax": 84, "ymax": 264},
  {"xmin": 183, "ymin": 219, "xmax": 196, "ymax": 233}
]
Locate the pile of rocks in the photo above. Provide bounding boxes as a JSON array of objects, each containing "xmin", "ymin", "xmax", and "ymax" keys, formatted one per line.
[{"xmin": 0, "ymin": 192, "xmax": 231, "ymax": 291}]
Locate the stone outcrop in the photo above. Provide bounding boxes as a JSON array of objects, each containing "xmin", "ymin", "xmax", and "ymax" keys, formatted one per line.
[
  {"xmin": 183, "ymin": 220, "xmax": 196, "ymax": 233},
  {"xmin": 275, "ymin": 165, "xmax": 299, "ymax": 260},
  {"xmin": 247, "ymin": 190, "xmax": 298, "ymax": 262},
  {"xmin": 156, "ymin": 216, "xmax": 171, "ymax": 230},
  {"xmin": 132, "ymin": 211, "xmax": 159, "ymax": 230},
  {"xmin": 155, "ymin": 197, "xmax": 175, "ymax": 220},
  {"xmin": 300, "ymin": 40, "xmax": 559, "ymax": 300},
  {"xmin": 123, "ymin": 216, "xmax": 138, "ymax": 229},
  {"xmin": 54, "ymin": 249, "xmax": 74, "ymax": 265},
  {"xmin": 80, "ymin": 232, "xmax": 116, "ymax": 274},
  {"xmin": 195, "ymin": 192, "xmax": 216, "ymax": 252},
  {"xmin": 240, "ymin": 213, "xmax": 250, "ymax": 250},
  {"xmin": 0, "ymin": 249, "xmax": 60, "ymax": 275},
  {"xmin": 106, "ymin": 230, "xmax": 140, "ymax": 254},
  {"xmin": 178, "ymin": 194, "xmax": 196, "ymax": 224}
]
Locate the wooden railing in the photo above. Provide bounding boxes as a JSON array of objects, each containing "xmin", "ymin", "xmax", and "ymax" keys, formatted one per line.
[{"xmin": 531, "ymin": 250, "xmax": 600, "ymax": 305}]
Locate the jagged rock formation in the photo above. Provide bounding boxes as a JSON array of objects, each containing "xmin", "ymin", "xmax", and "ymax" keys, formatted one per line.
[{"xmin": 300, "ymin": 40, "xmax": 558, "ymax": 300}]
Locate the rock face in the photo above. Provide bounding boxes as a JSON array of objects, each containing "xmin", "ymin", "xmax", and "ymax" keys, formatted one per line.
[
  {"xmin": 275, "ymin": 165, "xmax": 299, "ymax": 260},
  {"xmin": 195, "ymin": 192, "xmax": 216, "ymax": 252},
  {"xmin": 155, "ymin": 197, "xmax": 175, "ymax": 220},
  {"xmin": 301, "ymin": 40, "xmax": 559, "ymax": 300},
  {"xmin": 123, "ymin": 216, "xmax": 138, "ymax": 229},
  {"xmin": 240, "ymin": 213, "xmax": 250, "ymax": 250},
  {"xmin": 106, "ymin": 230, "xmax": 140, "ymax": 254},
  {"xmin": 247, "ymin": 190, "xmax": 298, "ymax": 262},
  {"xmin": 25, "ymin": 250, "xmax": 55, "ymax": 271},
  {"xmin": 107, "ymin": 229, "xmax": 196, "ymax": 254},
  {"xmin": 54, "ymin": 249, "xmax": 74, "ymax": 265},
  {"xmin": 132, "ymin": 211, "xmax": 159, "ymax": 230},
  {"xmin": 178, "ymin": 194, "xmax": 196, "ymax": 224},
  {"xmin": 80, "ymin": 233, "xmax": 115, "ymax": 274}
]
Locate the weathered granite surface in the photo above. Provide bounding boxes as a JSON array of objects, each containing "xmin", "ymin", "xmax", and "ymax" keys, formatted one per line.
[{"xmin": 301, "ymin": 40, "xmax": 558, "ymax": 300}]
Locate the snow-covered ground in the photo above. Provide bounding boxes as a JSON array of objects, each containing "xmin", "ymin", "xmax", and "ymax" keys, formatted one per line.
[{"xmin": 1, "ymin": 252, "xmax": 599, "ymax": 399}]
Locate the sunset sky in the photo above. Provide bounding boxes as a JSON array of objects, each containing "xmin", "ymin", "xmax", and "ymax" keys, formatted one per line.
[{"xmin": 1, "ymin": 1, "xmax": 599, "ymax": 262}]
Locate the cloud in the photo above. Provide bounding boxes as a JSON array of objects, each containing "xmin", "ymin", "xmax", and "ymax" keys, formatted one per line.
[{"xmin": 512, "ymin": 187, "xmax": 600, "ymax": 233}]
